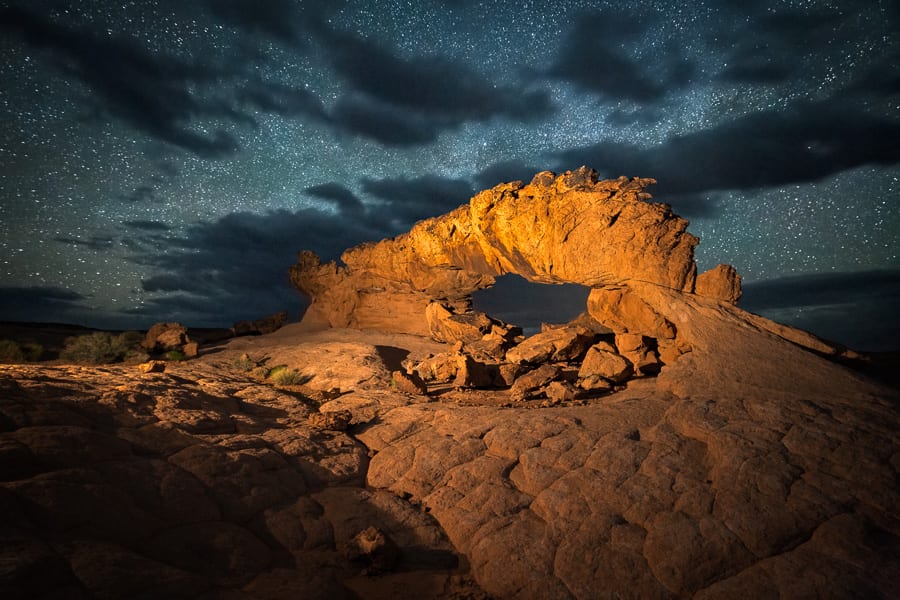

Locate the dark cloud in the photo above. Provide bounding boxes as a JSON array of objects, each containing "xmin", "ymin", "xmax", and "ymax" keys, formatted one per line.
[
  {"xmin": 0, "ymin": 286, "xmax": 89, "ymax": 323},
  {"xmin": 330, "ymin": 96, "xmax": 439, "ymax": 146},
  {"xmin": 741, "ymin": 270, "xmax": 900, "ymax": 351},
  {"xmin": 361, "ymin": 174, "xmax": 474, "ymax": 224},
  {"xmin": 0, "ymin": 6, "xmax": 242, "ymax": 158},
  {"xmin": 304, "ymin": 183, "xmax": 366, "ymax": 216},
  {"xmin": 315, "ymin": 26, "xmax": 553, "ymax": 145},
  {"xmin": 549, "ymin": 10, "xmax": 695, "ymax": 103},
  {"xmin": 323, "ymin": 27, "xmax": 552, "ymax": 121},
  {"xmin": 557, "ymin": 93, "xmax": 900, "ymax": 197},
  {"xmin": 239, "ymin": 80, "xmax": 328, "ymax": 119},
  {"xmin": 121, "ymin": 185, "xmax": 157, "ymax": 204},
  {"xmin": 54, "ymin": 236, "xmax": 115, "ymax": 251},
  {"xmin": 128, "ymin": 208, "xmax": 390, "ymax": 326},
  {"xmin": 205, "ymin": 0, "xmax": 341, "ymax": 44},
  {"xmin": 124, "ymin": 220, "xmax": 171, "ymax": 232},
  {"xmin": 1, "ymin": 6, "xmax": 331, "ymax": 159},
  {"xmin": 205, "ymin": 0, "xmax": 302, "ymax": 43},
  {"xmin": 717, "ymin": 10, "xmax": 842, "ymax": 85}
]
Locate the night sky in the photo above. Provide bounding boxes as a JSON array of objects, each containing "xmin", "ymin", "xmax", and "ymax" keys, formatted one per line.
[{"xmin": 1, "ymin": 0, "xmax": 898, "ymax": 350}]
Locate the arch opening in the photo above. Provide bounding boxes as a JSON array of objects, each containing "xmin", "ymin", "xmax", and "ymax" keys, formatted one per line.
[{"xmin": 472, "ymin": 274, "xmax": 591, "ymax": 335}]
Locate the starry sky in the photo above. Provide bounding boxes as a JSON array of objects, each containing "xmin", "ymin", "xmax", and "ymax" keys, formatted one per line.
[{"xmin": 1, "ymin": 0, "xmax": 898, "ymax": 350}]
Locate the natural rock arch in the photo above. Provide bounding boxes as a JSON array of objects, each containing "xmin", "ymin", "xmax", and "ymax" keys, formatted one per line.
[{"xmin": 290, "ymin": 167, "xmax": 740, "ymax": 354}]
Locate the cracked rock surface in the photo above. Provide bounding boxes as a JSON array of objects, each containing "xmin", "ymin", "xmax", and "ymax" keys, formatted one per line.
[{"xmin": 1, "ymin": 321, "xmax": 898, "ymax": 599}]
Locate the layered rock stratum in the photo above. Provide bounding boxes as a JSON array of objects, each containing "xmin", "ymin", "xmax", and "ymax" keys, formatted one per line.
[{"xmin": 1, "ymin": 168, "xmax": 898, "ymax": 599}]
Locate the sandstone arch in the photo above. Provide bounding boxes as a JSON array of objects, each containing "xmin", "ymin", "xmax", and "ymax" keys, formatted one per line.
[{"xmin": 290, "ymin": 167, "xmax": 739, "ymax": 351}]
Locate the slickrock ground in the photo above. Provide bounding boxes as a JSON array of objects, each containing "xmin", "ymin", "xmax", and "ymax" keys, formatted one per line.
[
  {"xmin": 0, "ymin": 328, "xmax": 488, "ymax": 600},
  {"xmin": 2, "ymin": 323, "xmax": 898, "ymax": 599}
]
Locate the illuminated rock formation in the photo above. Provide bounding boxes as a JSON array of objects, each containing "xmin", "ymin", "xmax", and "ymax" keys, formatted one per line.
[{"xmin": 291, "ymin": 167, "xmax": 705, "ymax": 338}]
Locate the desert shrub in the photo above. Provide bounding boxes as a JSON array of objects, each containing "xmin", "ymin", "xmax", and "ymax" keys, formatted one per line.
[
  {"xmin": 0, "ymin": 340, "xmax": 25, "ymax": 363},
  {"xmin": 20, "ymin": 342, "xmax": 44, "ymax": 361},
  {"xmin": 267, "ymin": 365, "xmax": 308, "ymax": 386},
  {"xmin": 59, "ymin": 332, "xmax": 140, "ymax": 364},
  {"xmin": 165, "ymin": 350, "xmax": 186, "ymax": 361},
  {"xmin": 231, "ymin": 354, "xmax": 257, "ymax": 372}
]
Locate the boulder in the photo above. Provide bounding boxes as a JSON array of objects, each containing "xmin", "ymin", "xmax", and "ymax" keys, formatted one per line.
[
  {"xmin": 545, "ymin": 381, "xmax": 576, "ymax": 404},
  {"xmin": 586, "ymin": 287, "xmax": 676, "ymax": 339},
  {"xmin": 614, "ymin": 333, "xmax": 662, "ymax": 376},
  {"xmin": 232, "ymin": 310, "xmax": 289, "ymax": 336},
  {"xmin": 509, "ymin": 364, "xmax": 560, "ymax": 401},
  {"xmin": 454, "ymin": 355, "xmax": 495, "ymax": 389},
  {"xmin": 505, "ymin": 327, "xmax": 594, "ymax": 365},
  {"xmin": 695, "ymin": 264, "xmax": 742, "ymax": 304},
  {"xmin": 142, "ymin": 322, "xmax": 190, "ymax": 353},
  {"xmin": 391, "ymin": 370, "xmax": 428, "ymax": 395},
  {"xmin": 578, "ymin": 346, "xmax": 633, "ymax": 384},
  {"xmin": 426, "ymin": 303, "xmax": 496, "ymax": 344},
  {"xmin": 411, "ymin": 352, "xmax": 459, "ymax": 383}
]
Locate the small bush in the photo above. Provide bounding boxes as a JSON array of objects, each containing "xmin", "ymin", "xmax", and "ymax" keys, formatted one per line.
[
  {"xmin": 20, "ymin": 342, "xmax": 44, "ymax": 361},
  {"xmin": 60, "ymin": 332, "xmax": 140, "ymax": 364},
  {"xmin": 267, "ymin": 365, "xmax": 307, "ymax": 386},
  {"xmin": 165, "ymin": 350, "xmax": 186, "ymax": 361},
  {"xmin": 0, "ymin": 340, "xmax": 44, "ymax": 363},
  {"xmin": 0, "ymin": 340, "xmax": 25, "ymax": 363},
  {"xmin": 231, "ymin": 354, "xmax": 256, "ymax": 372}
]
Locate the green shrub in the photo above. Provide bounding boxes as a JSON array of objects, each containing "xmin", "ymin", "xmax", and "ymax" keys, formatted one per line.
[
  {"xmin": 267, "ymin": 365, "xmax": 307, "ymax": 386},
  {"xmin": 0, "ymin": 340, "xmax": 25, "ymax": 363},
  {"xmin": 165, "ymin": 350, "xmax": 186, "ymax": 361},
  {"xmin": 59, "ymin": 332, "xmax": 140, "ymax": 364}
]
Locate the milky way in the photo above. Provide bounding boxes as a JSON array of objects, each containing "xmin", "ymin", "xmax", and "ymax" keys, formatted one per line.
[{"xmin": 1, "ymin": 0, "xmax": 898, "ymax": 349}]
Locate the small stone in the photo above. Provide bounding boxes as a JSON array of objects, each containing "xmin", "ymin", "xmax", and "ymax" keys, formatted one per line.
[
  {"xmin": 510, "ymin": 364, "xmax": 560, "ymax": 401},
  {"xmin": 139, "ymin": 361, "xmax": 166, "ymax": 373},
  {"xmin": 308, "ymin": 410, "xmax": 352, "ymax": 431},
  {"xmin": 391, "ymin": 370, "xmax": 428, "ymax": 395},
  {"xmin": 343, "ymin": 526, "xmax": 399, "ymax": 574}
]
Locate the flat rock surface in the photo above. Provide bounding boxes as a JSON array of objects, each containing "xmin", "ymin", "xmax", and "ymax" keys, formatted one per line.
[{"xmin": 1, "ymin": 322, "xmax": 898, "ymax": 599}]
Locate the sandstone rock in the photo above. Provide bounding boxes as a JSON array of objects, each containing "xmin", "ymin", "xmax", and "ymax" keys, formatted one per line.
[
  {"xmin": 577, "ymin": 374, "xmax": 614, "ymax": 393},
  {"xmin": 291, "ymin": 169, "xmax": 699, "ymax": 335},
  {"xmin": 509, "ymin": 364, "xmax": 560, "ymax": 401},
  {"xmin": 578, "ymin": 346, "xmax": 633, "ymax": 384},
  {"xmin": 140, "ymin": 360, "xmax": 166, "ymax": 373},
  {"xmin": 545, "ymin": 381, "xmax": 576, "ymax": 404},
  {"xmin": 426, "ymin": 302, "xmax": 496, "ymax": 344},
  {"xmin": 308, "ymin": 410, "xmax": 353, "ymax": 431},
  {"xmin": 142, "ymin": 322, "xmax": 190, "ymax": 352},
  {"xmin": 411, "ymin": 352, "xmax": 459, "ymax": 383},
  {"xmin": 391, "ymin": 370, "xmax": 427, "ymax": 395},
  {"xmin": 505, "ymin": 326, "xmax": 594, "ymax": 365},
  {"xmin": 586, "ymin": 286, "xmax": 676, "ymax": 339},
  {"xmin": 496, "ymin": 363, "xmax": 524, "ymax": 387},
  {"xmin": 614, "ymin": 333, "xmax": 661, "ymax": 376},
  {"xmin": 182, "ymin": 341, "xmax": 199, "ymax": 358},
  {"xmin": 232, "ymin": 310, "xmax": 289, "ymax": 336},
  {"xmin": 453, "ymin": 355, "xmax": 495, "ymax": 389},
  {"xmin": 343, "ymin": 526, "xmax": 399, "ymax": 574},
  {"xmin": 695, "ymin": 263, "xmax": 742, "ymax": 304}
]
